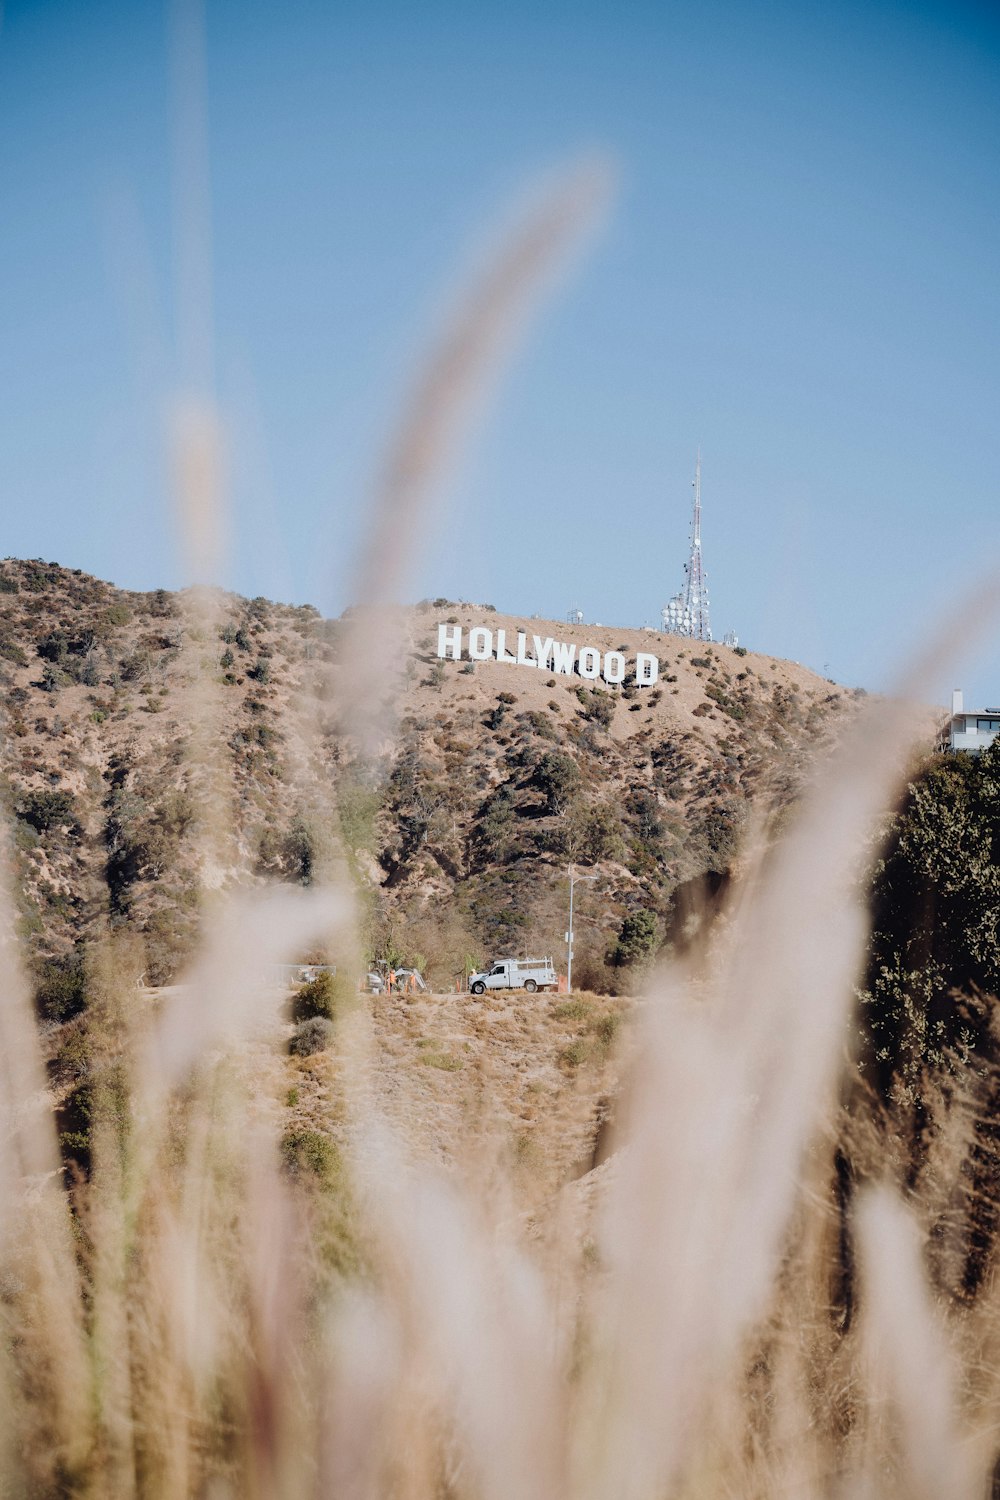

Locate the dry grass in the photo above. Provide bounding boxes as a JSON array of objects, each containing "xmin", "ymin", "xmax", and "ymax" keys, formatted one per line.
[{"xmin": 2, "ymin": 157, "xmax": 999, "ymax": 1500}]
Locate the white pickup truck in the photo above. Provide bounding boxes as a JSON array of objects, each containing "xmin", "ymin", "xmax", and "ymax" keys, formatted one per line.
[{"xmin": 468, "ymin": 957, "xmax": 558, "ymax": 994}]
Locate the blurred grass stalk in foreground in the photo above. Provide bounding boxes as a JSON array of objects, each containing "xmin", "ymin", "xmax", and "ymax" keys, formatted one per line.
[{"xmin": 1, "ymin": 147, "xmax": 997, "ymax": 1499}]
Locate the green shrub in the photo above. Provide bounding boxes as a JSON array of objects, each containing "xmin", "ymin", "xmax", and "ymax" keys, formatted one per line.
[
  {"xmin": 291, "ymin": 970, "xmax": 338, "ymax": 1023},
  {"xmin": 580, "ymin": 688, "xmax": 615, "ymax": 729},
  {"xmin": 861, "ymin": 740, "xmax": 1000, "ymax": 1102},
  {"xmin": 608, "ymin": 910, "xmax": 658, "ymax": 968},
  {"xmin": 553, "ymin": 998, "xmax": 593, "ymax": 1023},
  {"xmin": 19, "ymin": 788, "xmax": 77, "ymax": 833},
  {"xmin": 37, "ymin": 630, "xmax": 68, "ymax": 664},
  {"xmin": 289, "ymin": 1016, "xmax": 334, "ymax": 1056},
  {"xmin": 520, "ymin": 710, "xmax": 558, "ymax": 741},
  {"xmin": 534, "ymin": 750, "xmax": 580, "ymax": 813},
  {"xmin": 592, "ymin": 1010, "xmax": 622, "ymax": 1048},
  {"xmin": 419, "ymin": 1050, "xmax": 464, "ymax": 1071},
  {"xmin": 35, "ymin": 952, "xmax": 88, "ymax": 1022},
  {"xmin": 280, "ymin": 1128, "xmax": 339, "ymax": 1182},
  {"xmin": 53, "ymin": 1029, "xmax": 91, "ymax": 1083}
]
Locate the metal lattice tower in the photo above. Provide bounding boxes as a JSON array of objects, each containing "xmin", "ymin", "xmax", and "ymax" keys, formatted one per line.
[{"xmin": 662, "ymin": 451, "xmax": 712, "ymax": 641}]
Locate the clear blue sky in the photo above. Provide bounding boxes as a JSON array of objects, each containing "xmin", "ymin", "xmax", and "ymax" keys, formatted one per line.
[{"xmin": 1, "ymin": 0, "xmax": 998, "ymax": 702}]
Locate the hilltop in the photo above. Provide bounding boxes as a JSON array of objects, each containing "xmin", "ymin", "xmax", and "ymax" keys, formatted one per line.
[{"xmin": 0, "ymin": 558, "xmax": 864, "ymax": 997}]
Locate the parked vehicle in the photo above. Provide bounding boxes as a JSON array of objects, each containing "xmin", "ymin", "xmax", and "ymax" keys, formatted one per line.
[
  {"xmin": 468, "ymin": 957, "xmax": 557, "ymax": 994},
  {"xmin": 363, "ymin": 966, "xmax": 427, "ymax": 994},
  {"xmin": 393, "ymin": 967, "xmax": 427, "ymax": 992}
]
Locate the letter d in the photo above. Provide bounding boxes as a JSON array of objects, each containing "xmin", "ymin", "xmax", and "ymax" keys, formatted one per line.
[{"xmin": 635, "ymin": 652, "xmax": 659, "ymax": 687}]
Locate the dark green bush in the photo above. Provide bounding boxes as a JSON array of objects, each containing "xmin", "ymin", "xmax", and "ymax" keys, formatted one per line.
[
  {"xmin": 608, "ymin": 910, "xmax": 658, "ymax": 968},
  {"xmin": 534, "ymin": 750, "xmax": 580, "ymax": 813},
  {"xmin": 19, "ymin": 788, "xmax": 77, "ymax": 833},
  {"xmin": 474, "ymin": 784, "xmax": 516, "ymax": 863},
  {"xmin": 53, "ymin": 1029, "xmax": 91, "ymax": 1083},
  {"xmin": 861, "ymin": 740, "xmax": 1000, "ymax": 1102},
  {"xmin": 35, "ymin": 952, "xmax": 88, "ymax": 1022},
  {"xmin": 37, "ymin": 630, "xmax": 68, "ymax": 664},
  {"xmin": 292, "ymin": 970, "xmax": 338, "ymax": 1023}
]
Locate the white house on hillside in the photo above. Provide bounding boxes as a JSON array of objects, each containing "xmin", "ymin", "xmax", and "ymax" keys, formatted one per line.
[{"xmin": 947, "ymin": 690, "xmax": 1000, "ymax": 754}]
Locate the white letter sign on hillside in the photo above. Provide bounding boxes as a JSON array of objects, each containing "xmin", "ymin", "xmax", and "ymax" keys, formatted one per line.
[
  {"xmin": 495, "ymin": 629, "xmax": 516, "ymax": 664},
  {"xmin": 435, "ymin": 623, "xmax": 660, "ymax": 687},
  {"xmin": 636, "ymin": 652, "xmax": 658, "ymax": 686},
  {"xmin": 468, "ymin": 627, "xmax": 492, "ymax": 660},
  {"xmin": 578, "ymin": 646, "xmax": 600, "ymax": 680},
  {"xmin": 437, "ymin": 623, "xmax": 462, "ymax": 659},
  {"xmin": 603, "ymin": 651, "xmax": 625, "ymax": 684}
]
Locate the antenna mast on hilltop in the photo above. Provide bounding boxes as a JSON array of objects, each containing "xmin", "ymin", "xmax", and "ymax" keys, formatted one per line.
[{"xmin": 662, "ymin": 451, "xmax": 712, "ymax": 641}]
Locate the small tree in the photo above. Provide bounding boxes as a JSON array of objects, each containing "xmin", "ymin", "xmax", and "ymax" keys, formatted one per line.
[
  {"xmin": 34, "ymin": 951, "xmax": 89, "ymax": 1022},
  {"xmin": 609, "ymin": 910, "xmax": 658, "ymax": 968},
  {"xmin": 534, "ymin": 751, "xmax": 580, "ymax": 814},
  {"xmin": 19, "ymin": 788, "xmax": 77, "ymax": 834},
  {"xmin": 292, "ymin": 970, "xmax": 337, "ymax": 1023}
]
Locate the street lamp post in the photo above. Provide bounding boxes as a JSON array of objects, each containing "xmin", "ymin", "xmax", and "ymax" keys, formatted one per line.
[{"xmin": 566, "ymin": 864, "xmax": 597, "ymax": 994}]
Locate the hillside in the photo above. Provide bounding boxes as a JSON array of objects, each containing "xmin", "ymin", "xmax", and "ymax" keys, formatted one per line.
[
  {"xmin": 0, "ymin": 558, "xmax": 863, "ymax": 999},
  {"xmin": 370, "ymin": 601, "xmax": 861, "ymax": 988},
  {"xmin": 6, "ymin": 557, "xmax": 996, "ymax": 1500}
]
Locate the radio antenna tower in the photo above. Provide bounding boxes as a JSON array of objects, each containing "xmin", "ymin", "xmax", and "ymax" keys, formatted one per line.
[{"xmin": 662, "ymin": 451, "xmax": 712, "ymax": 641}]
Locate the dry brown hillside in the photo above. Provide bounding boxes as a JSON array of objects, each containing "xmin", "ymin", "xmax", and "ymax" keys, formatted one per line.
[
  {"xmin": 365, "ymin": 600, "xmax": 860, "ymax": 989},
  {"xmin": 0, "ymin": 558, "xmax": 859, "ymax": 1003}
]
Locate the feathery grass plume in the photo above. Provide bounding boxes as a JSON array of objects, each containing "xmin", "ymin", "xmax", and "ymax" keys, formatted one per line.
[
  {"xmin": 854, "ymin": 1187, "xmax": 975, "ymax": 1500},
  {"xmin": 349, "ymin": 1124, "xmax": 570, "ymax": 1500},
  {"xmin": 338, "ymin": 156, "xmax": 615, "ymax": 754},
  {"xmin": 0, "ymin": 836, "xmax": 91, "ymax": 1489},
  {"xmin": 135, "ymin": 885, "xmax": 347, "ymax": 1110},
  {"xmin": 569, "ymin": 593, "xmax": 999, "ymax": 1500},
  {"xmin": 76, "ymin": 886, "xmax": 354, "ymax": 1497},
  {"xmin": 168, "ymin": 0, "xmax": 235, "ymax": 893}
]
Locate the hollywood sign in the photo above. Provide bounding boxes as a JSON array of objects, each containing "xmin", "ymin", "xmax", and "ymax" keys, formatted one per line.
[{"xmin": 437, "ymin": 623, "xmax": 659, "ymax": 686}]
